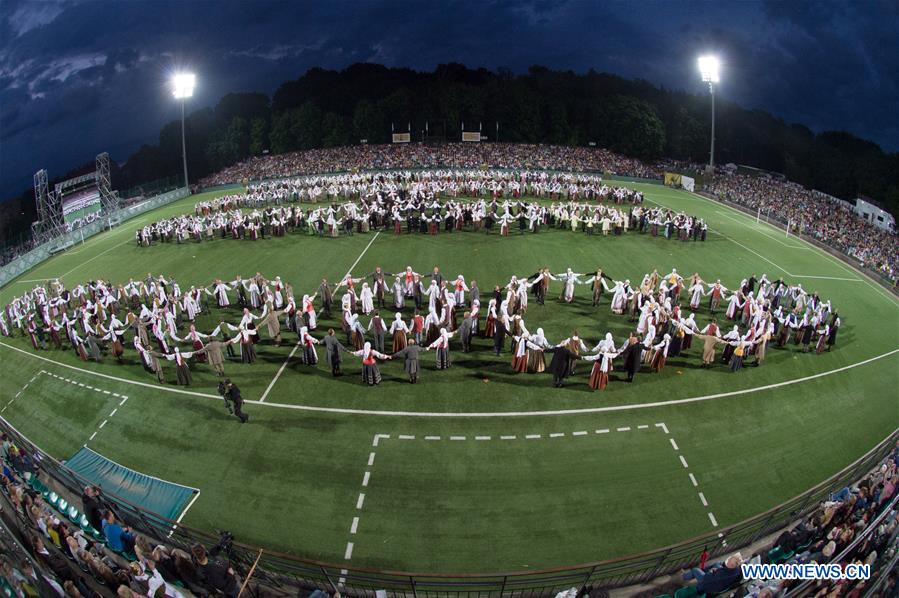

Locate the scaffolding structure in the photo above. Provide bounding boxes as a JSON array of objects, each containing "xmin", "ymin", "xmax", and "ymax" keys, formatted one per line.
[{"xmin": 96, "ymin": 152, "xmax": 119, "ymax": 215}]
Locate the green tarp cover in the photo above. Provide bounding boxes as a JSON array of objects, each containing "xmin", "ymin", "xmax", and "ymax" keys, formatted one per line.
[{"xmin": 65, "ymin": 447, "xmax": 198, "ymax": 522}]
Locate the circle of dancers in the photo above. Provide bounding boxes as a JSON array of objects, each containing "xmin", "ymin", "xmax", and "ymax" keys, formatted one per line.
[
  {"xmin": 4, "ymin": 262, "xmax": 840, "ymax": 391},
  {"xmin": 136, "ymin": 169, "xmax": 706, "ymax": 245}
]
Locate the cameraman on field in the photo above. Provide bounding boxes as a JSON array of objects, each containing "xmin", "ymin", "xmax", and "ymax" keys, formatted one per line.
[{"xmin": 218, "ymin": 379, "xmax": 249, "ymax": 423}]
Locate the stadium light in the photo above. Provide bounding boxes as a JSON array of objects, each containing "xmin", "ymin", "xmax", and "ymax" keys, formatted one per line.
[
  {"xmin": 171, "ymin": 72, "xmax": 195, "ymax": 99},
  {"xmin": 698, "ymin": 56, "xmax": 720, "ymax": 84},
  {"xmin": 698, "ymin": 56, "xmax": 719, "ymax": 172},
  {"xmin": 170, "ymin": 72, "xmax": 196, "ymax": 190}
]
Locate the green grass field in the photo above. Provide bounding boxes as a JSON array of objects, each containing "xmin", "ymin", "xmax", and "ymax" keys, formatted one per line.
[{"xmin": 1, "ymin": 181, "xmax": 897, "ymax": 573}]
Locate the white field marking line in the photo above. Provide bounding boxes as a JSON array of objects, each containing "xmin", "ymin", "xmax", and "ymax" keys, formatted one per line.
[
  {"xmin": 637, "ymin": 424, "xmax": 649, "ymax": 429},
  {"xmin": 344, "ymin": 431, "xmax": 386, "ymax": 567},
  {"xmin": 363, "ymin": 422, "xmax": 719, "ymax": 543},
  {"xmin": 660, "ymin": 426, "xmax": 720, "ymax": 532},
  {"xmin": 167, "ymin": 490, "xmax": 202, "ymax": 538},
  {"xmin": 644, "ymin": 196, "xmax": 790, "ymax": 275},
  {"xmin": 617, "ymin": 426, "xmax": 631, "ymax": 432},
  {"xmin": 714, "ymin": 210, "xmax": 808, "ymax": 249},
  {"xmin": 2, "ymin": 339, "xmax": 897, "ymax": 418},
  {"xmin": 654, "ymin": 194, "xmax": 859, "ymax": 282},
  {"xmin": 257, "ymin": 230, "xmax": 382, "ymax": 401},
  {"xmin": 58, "ymin": 239, "xmax": 133, "ymax": 280},
  {"xmin": 2, "ymin": 373, "xmax": 37, "ymax": 413},
  {"xmin": 2, "ymin": 371, "xmax": 130, "ymax": 448},
  {"xmin": 690, "ymin": 191, "xmax": 898, "ymax": 304},
  {"xmin": 258, "ymin": 341, "xmax": 300, "ymax": 402},
  {"xmin": 596, "ymin": 428, "xmax": 610, "ymax": 434}
]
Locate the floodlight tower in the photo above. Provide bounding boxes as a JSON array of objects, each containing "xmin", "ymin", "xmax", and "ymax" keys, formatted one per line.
[
  {"xmin": 698, "ymin": 56, "xmax": 720, "ymax": 173},
  {"xmin": 171, "ymin": 73, "xmax": 196, "ymax": 190}
]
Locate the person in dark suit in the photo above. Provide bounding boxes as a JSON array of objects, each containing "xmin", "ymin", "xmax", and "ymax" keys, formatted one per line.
[
  {"xmin": 621, "ymin": 334, "xmax": 643, "ymax": 382},
  {"xmin": 224, "ymin": 379, "xmax": 248, "ymax": 423},
  {"xmin": 81, "ymin": 485, "xmax": 104, "ymax": 532},
  {"xmin": 459, "ymin": 312, "xmax": 475, "ymax": 352},
  {"xmin": 544, "ymin": 345, "xmax": 577, "ymax": 387},
  {"xmin": 492, "ymin": 319, "xmax": 510, "ymax": 355}
]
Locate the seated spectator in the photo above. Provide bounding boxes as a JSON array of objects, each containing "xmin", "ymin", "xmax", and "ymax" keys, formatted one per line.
[
  {"xmin": 191, "ymin": 543, "xmax": 240, "ymax": 598},
  {"xmin": 102, "ymin": 510, "xmax": 136, "ymax": 554},
  {"xmin": 682, "ymin": 553, "xmax": 744, "ymax": 594}
]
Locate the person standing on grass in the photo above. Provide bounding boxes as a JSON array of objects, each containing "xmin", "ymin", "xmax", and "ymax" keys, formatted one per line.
[
  {"xmin": 619, "ymin": 334, "xmax": 643, "ymax": 383},
  {"xmin": 544, "ymin": 343, "xmax": 578, "ymax": 388},
  {"xmin": 350, "ymin": 342, "xmax": 391, "ymax": 386},
  {"xmin": 428, "ymin": 328, "xmax": 456, "ymax": 369},
  {"xmin": 153, "ymin": 347, "xmax": 198, "ymax": 386},
  {"xmin": 317, "ymin": 279, "xmax": 333, "ymax": 317},
  {"xmin": 191, "ymin": 337, "xmax": 234, "ymax": 377},
  {"xmin": 392, "ymin": 339, "xmax": 426, "ymax": 384},
  {"xmin": 322, "ymin": 329, "xmax": 347, "ymax": 376}
]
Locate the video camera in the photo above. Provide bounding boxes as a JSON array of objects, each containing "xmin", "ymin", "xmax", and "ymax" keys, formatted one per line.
[
  {"xmin": 210, "ymin": 530, "xmax": 235, "ymax": 559},
  {"xmin": 217, "ymin": 381, "xmax": 234, "ymax": 414}
]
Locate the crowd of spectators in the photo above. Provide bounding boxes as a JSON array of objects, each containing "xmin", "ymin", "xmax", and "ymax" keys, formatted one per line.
[
  {"xmin": 642, "ymin": 440, "xmax": 899, "ymax": 598},
  {"xmin": 198, "ymin": 143, "xmax": 664, "ymax": 187},
  {"xmin": 0, "ymin": 434, "xmax": 243, "ymax": 597},
  {"xmin": 705, "ymin": 173, "xmax": 898, "ymax": 282}
]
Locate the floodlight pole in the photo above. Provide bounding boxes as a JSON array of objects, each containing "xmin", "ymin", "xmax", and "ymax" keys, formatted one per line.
[
  {"xmin": 707, "ymin": 81, "xmax": 716, "ymax": 172},
  {"xmin": 180, "ymin": 99, "xmax": 189, "ymax": 190}
]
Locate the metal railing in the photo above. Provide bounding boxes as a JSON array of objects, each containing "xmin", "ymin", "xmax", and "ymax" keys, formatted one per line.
[{"xmin": 1, "ymin": 414, "xmax": 895, "ymax": 596}]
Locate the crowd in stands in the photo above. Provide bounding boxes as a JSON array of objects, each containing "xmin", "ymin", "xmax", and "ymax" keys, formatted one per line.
[
  {"xmin": 643, "ymin": 440, "xmax": 899, "ymax": 598},
  {"xmin": 705, "ymin": 173, "xmax": 898, "ymax": 282},
  {"xmin": 198, "ymin": 143, "xmax": 664, "ymax": 187},
  {"xmin": 1, "ymin": 433, "xmax": 243, "ymax": 597}
]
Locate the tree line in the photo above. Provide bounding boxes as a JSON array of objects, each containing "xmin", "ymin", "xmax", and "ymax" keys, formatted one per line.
[{"xmin": 3, "ymin": 63, "xmax": 897, "ymax": 246}]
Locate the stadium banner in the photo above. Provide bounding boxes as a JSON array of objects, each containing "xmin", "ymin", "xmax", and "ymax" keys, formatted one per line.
[
  {"xmin": 680, "ymin": 175, "xmax": 695, "ymax": 192},
  {"xmin": 391, "ymin": 133, "xmax": 411, "ymax": 143},
  {"xmin": 462, "ymin": 131, "xmax": 482, "ymax": 142},
  {"xmin": 663, "ymin": 172, "xmax": 682, "ymax": 187}
]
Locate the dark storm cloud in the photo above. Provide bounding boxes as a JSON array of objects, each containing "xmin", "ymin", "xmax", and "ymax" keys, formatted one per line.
[{"xmin": 1, "ymin": 0, "xmax": 897, "ymax": 194}]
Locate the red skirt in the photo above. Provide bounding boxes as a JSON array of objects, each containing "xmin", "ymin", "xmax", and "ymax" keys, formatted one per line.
[
  {"xmin": 392, "ymin": 330, "xmax": 407, "ymax": 353},
  {"xmin": 589, "ymin": 364, "xmax": 608, "ymax": 391},
  {"xmin": 485, "ymin": 315, "xmax": 495, "ymax": 338},
  {"xmin": 651, "ymin": 353, "xmax": 666, "ymax": 372},
  {"xmin": 193, "ymin": 340, "xmax": 207, "ymax": 363},
  {"xmin": 511, "ymin": 353, "xmax": 527, "ymax": 373}
]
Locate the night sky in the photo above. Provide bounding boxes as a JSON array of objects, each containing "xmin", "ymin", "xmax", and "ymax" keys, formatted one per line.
[{"xmin": 1, "ymin": 0, "xmax": 897, "ymax": 195}]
